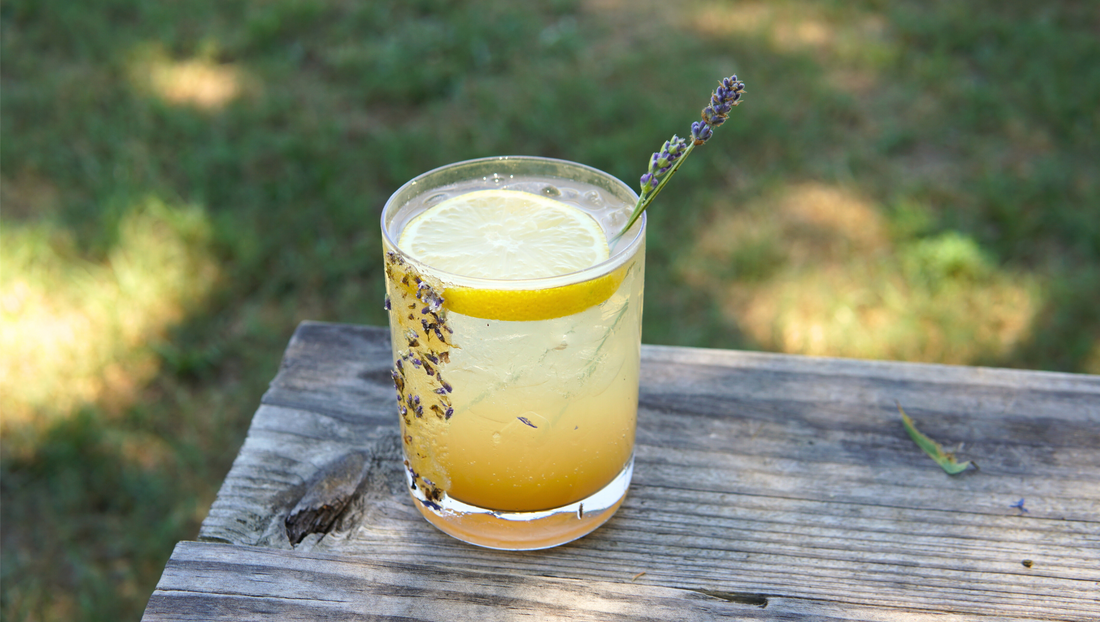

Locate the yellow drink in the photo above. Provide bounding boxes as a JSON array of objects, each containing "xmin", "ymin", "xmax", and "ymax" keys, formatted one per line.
[{"xmin": 381, "ymin": 157, "xmax": 645, "ymax": 549}]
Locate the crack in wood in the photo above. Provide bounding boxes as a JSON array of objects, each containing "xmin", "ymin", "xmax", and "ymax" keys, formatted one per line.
[
  {"xmin": 695, "ymin": 590, "xmax": 769, "ymax": 608},
  {"xmin": 154, "ymin": 588, "xmax": 349, "ymax": 604}
]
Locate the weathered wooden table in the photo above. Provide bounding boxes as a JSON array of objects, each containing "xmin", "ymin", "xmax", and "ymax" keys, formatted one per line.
[{"xmin": 143, "ymin": 322, "xmax": 1099, "ymax": 621}]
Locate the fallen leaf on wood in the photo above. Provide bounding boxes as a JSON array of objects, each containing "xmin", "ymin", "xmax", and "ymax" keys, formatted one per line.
[{"xmin": 898, "ymin": 403, "xmax": 973, "ymax": 475}]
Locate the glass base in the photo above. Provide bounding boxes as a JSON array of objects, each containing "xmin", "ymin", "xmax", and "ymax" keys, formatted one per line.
[{"xmin": 406, "ymin": 456, "xmax": 633, "ymax": 550}]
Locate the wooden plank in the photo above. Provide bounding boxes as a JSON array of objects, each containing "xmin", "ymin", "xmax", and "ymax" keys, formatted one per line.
[
  {"xmin": 145, "ymin": 541, "xmax": 771, "ymax": 622},
  {"xmin": 146, "ymin": 541, "xmax": 1045, "ymax": 622},
  {"xmin": 191, "ymin": 321, "xmax": 1100, "ymax": 621}
]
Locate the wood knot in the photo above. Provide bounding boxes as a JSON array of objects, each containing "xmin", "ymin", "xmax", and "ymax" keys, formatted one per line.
[{"xmin": 285, "ymin": 451, "xmax": 370, "ymax": 545}]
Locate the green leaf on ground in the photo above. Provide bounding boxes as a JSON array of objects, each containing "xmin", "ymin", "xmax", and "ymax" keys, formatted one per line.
[{"xmin": 898, "ymin": 403, "xmax": 973, "ymax": 475}]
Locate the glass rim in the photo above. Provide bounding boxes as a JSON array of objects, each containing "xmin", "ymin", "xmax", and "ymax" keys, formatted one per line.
[{"xmin": 381, "ymin": 155, "xmax": 646, "ymax": 289}]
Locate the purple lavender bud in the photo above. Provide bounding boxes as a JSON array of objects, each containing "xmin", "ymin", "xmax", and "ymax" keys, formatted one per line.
[
  {"xmin": 718, "ymin": 76, "xmax": 744, "ymax": 101},
  {"xmin": 701, "ymin": 105, "xmax": 721, "ymax": 126},
  {"xmin": 641, "ymin": 135, "xmax": 689, "ymax": 194},
  {"xmin": 699, "ymin": 75, "xmax": 745, "ymax": 132},
  {"xmin": 656, "ymin": 143, "xmax": 673, "ymax": 168},
  {"xmin": 691, "ymin": 121, "xmax": 713, "ymax": 145},
  {"xmin": 428, "ymin": 294, "xmax": 443, "ymax": 312},
  {"xmin": 668, "ymin": 136, "xmax": 688, "ymax": 157}
]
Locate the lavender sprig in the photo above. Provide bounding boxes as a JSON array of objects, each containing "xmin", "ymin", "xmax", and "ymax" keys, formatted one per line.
[{"xmin": 614, "ymin": 75, "xmax": 746, "ymax": 241}]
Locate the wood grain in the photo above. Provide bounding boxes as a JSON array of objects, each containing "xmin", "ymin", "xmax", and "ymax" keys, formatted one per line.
[
  {"xmin": 149, "ymin": 321, "xmax": 1100, "ymax": 621},
  {"xmin": 147, "ymin": 540, "xmax": 1035, "ymax": 622}
]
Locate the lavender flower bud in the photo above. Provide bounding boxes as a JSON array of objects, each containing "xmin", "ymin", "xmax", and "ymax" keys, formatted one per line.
[
  {"xmin": 654, "ymin": 150, "xmax": 669, "ymax": 170},
  {"xmin": 691, "ymin": 120, "xmax": 713, "ymax": 145},
  {"xmin": 701, "ymin": 105, "xmax": 724, "ymax": 128},
  {"xmin": 640, "ymin": 135, "xmax": 688, "ymax": 194},
  {"xmin": 699, "ymin": 75, "xmax": 745, "ymax": 133},
  {"xmin": 655, "ymin": 137, "xmax": 687, "ymax": 169}
]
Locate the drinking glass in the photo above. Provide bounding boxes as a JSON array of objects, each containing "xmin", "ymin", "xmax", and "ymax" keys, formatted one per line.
[{"xmin": 381, "ymin": 156, "xmax": 645, "ymax": 549}]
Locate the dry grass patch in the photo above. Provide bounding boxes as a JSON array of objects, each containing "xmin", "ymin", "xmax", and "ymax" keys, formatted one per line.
[
  {"xmin": 682, "ymin": 181, "xmax": 1041, "ymax": 363},
  {"xmin": 0, "ymin": 197, "xmax": 218, "ymax": 441},
  {"xmin": 127, "ymin": 44, "xmax": 253, "ymax": 111},
  {"xmin": 688, "ymin": 1, "xmax": 891, "ymax": 60}
]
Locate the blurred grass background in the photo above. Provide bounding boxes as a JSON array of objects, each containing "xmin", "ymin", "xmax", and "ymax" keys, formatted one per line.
[{"xmin": 2, "ymin": 0, "xmax": 1098, "ymax": 619}]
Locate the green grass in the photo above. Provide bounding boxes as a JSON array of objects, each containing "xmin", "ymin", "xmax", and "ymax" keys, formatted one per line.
[{"xmin": 2, "ymin": 0, "xmax": 1098, "ymax": 619}]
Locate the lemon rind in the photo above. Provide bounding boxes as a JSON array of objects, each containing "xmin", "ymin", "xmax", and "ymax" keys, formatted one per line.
[{"xmin": 442, "ymin": 265, "xmax": 628, "ymax": 322}]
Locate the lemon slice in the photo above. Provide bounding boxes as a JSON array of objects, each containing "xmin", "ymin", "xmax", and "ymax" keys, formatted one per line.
[
  {"xmin": 399, "ymin": 189, "xmax": 608, "ymax": 278},
  {"xmin": 398, "ymin": 189, "xmax": 622, "ymax": 321}
]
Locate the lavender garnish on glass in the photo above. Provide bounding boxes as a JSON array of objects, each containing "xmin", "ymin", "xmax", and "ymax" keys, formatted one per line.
[{"xmin": 614, "ymin": 75, "xmax": 746, "ymax": 241}]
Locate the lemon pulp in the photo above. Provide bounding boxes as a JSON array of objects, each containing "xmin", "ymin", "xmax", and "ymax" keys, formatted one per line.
[{"xmin": 397, "ymin": 189, "xmax": 622, "ymax": 321}]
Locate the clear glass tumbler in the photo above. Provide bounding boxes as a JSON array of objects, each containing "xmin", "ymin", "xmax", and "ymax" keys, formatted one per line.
[{"xmin": 381, "ymin": 156, "xmax": 645, "ymax": 550}]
